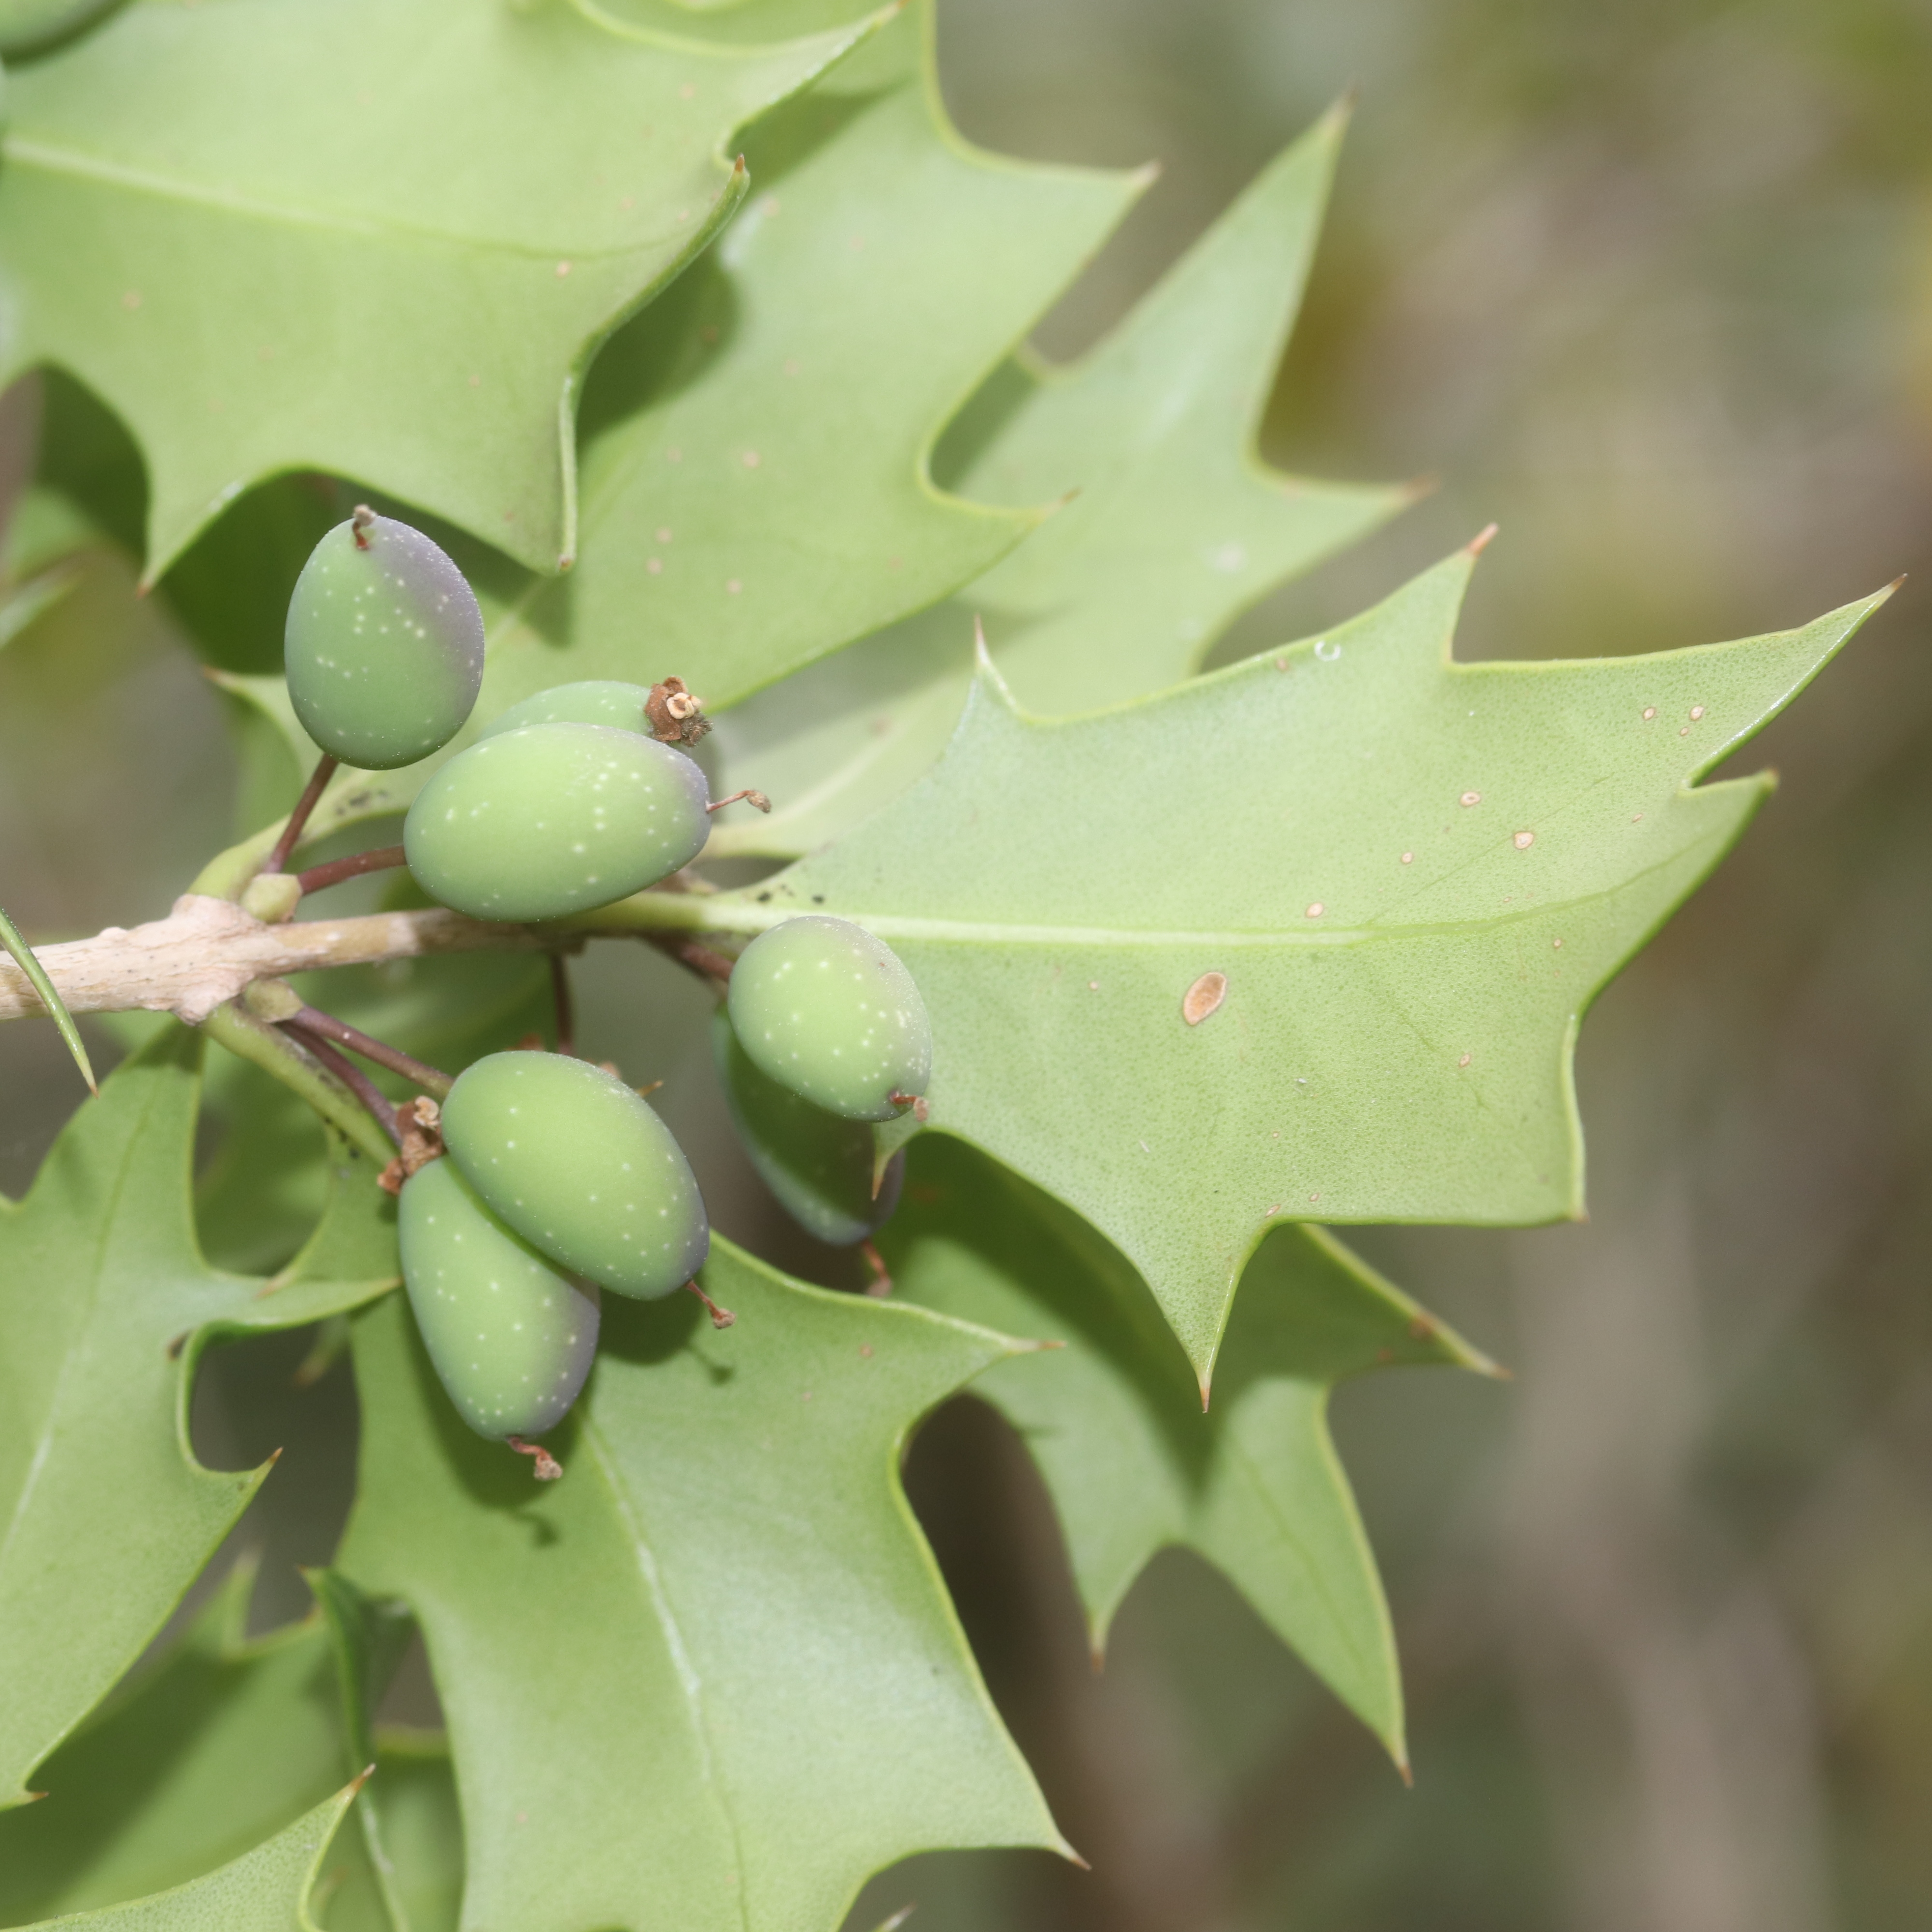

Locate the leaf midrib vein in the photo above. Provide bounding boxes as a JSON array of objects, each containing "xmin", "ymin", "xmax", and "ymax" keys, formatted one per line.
[
  {"xmin": 682, "ymin": 836, "xmax": 1716, "ymax": 950},
  {"xmin": 582, "ymin": 1421, "xmax": 751, "ymax": 1932}
]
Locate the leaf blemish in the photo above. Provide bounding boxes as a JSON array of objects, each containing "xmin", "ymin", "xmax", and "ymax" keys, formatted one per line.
[
  {"xmin": 1460, "ymin": 791, "xmax": 1481, "ymax": 807},
  {"xmin": 1182, "ymin": 972, "xmax": 1227, "ymax": 1025}
]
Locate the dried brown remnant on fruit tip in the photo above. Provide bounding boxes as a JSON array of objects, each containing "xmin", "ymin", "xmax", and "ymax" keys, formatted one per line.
[
  {"xmin": 1183, "ymin": 971, "xmax": 1228, "ymax": 1026},
  {"xmin": 646, "ymin": 676, "xmax": 711, "ymax": 746},
  {"xmin": 380, "ymin": 1095, "xmax": 445, "ymax": 1194}
]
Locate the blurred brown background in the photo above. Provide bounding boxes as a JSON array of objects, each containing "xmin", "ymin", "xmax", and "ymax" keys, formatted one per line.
[{"xmin": 3, "ymin": 0, "xmax": 1930, "ymax": 1927}]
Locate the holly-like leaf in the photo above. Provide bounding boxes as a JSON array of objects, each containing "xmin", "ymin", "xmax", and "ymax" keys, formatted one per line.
[
  {"xmin": 186, "ymin": 1, "xmax": 1144, "ymax": 855},
  {"xmin": 883, "ymin": 1136, "xmax": 1495, "ymax": 1764},
  {"xmin": 8, "ymin": 1781, "xmax": 364, "ymax": 1932},
  {"xmin": 95, "ymin": 0, "xmax": 1136, "ymax": 712},
  {"xmin": 0, "ymin": 1561, "xmax": 348, "ymax": 1921},
  {"xmin": 0, "ymin": 0, "xmax": 876, "ymax": 579},
  {"xmin": 337, "ymin": 1241, "xmax": 1067, "ymax": 1932},
  {"xmin": 705, "ymin": 108, "xmax": 1406, "ymax": 858},
  {"xmin": 611, "ymin": 548, "xmax": 1889, "ymax": 1372},
  {"xmin": 307, "ymin": 1568, "xmax": 458, "ymax": 1932},
  {"xmin": 476, "ymin": 1, "xmax": 1146, "ymax": 719},
  {"xmin": 330, "ymin": 1731, "xmax": 463, "ymax": 1932},
  {"xmin": 0, "ymin": 1029, "xmax": 401, "ymax": 1807}
]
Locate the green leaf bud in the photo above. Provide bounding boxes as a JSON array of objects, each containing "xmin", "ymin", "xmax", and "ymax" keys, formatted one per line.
[
  {"xmin": 403, "ymin": 723, "xmax": 709, "ymax": 921},
  {"xmin": 440, "ymin": 1051, "xmax": 709, "ymax": 1298},
  {"xmin": 726, "ymin": 915, "xmax": 931, "ymax": 1122},
  {"xmin": 284, "ymin": 510, "xmax": 484, "ymax": 770},
  {"xmin": 399, "ymin": 1157, "xmax": 599, "ymax": 1441},
  {"xmin": 713, "ymin": 1009, "xmax": 903, "ymax": 1247}
]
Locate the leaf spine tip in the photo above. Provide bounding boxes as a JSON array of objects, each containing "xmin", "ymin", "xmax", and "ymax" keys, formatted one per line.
[{"xmin": 1464, "ymin": 521, "xmax": 1500, "ymax": 557}]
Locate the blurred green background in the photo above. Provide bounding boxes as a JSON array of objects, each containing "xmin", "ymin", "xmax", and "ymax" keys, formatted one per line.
[{"xmin": 4, "ymin": 0, "xmax": 1931, "ymax": 1927}]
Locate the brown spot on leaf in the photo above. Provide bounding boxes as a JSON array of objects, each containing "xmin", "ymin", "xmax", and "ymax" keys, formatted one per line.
[{"xmin": 1182, "ymin": 972, "xmax": 1227, "ymax": 1025}]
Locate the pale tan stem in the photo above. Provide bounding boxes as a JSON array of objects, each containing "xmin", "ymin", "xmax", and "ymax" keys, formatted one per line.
[{"xmin": 0, "ymin": 895, "xmax": 545, "ymax": 1026}]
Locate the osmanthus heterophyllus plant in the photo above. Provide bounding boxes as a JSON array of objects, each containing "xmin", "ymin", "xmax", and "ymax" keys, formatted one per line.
[{"xmin": 0, "ymin": 0, "xmax": 1893, "ymax": 1927}]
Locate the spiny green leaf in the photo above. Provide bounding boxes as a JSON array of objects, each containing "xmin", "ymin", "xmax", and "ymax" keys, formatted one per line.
[
  {"xmin": 194, "ymin": 0, "xmax": 1142, "ymax": 853},
  {"xmin": 477, "ymin": 0, "xmax": 1146, "ymax": 718},
  {"xmin": 707, "ymin": 108, "xmax": 1406, "ymax": 858},
  {"xmin": 612, "ymin": 549, "xmax": 1889, "ymax": 1373},
  {"xmin": 307, "ymin": 1570, "xmax": 443, "ymax": 1932},
  {"xmin": 0, "ymin": 1562, "xmax": 345, "ymax": 1922},
  {"xmin": 10, "ymin": 1780, "xmax": 363, "ymax": 1932},
  {"xmin": 0, "ymin": 1524, "xmax": 453, "ymax": 1932},
  {"xmin": 0, "ymin": 1029, "xmax": 400, "ymax": 1806},
  {"xmin": 884, "ymin": 1137, "xmax": 1495, "ymax": 1765},
  {"xmin": 329, "ymin": 1731, "xmax": 463, "ymax": 1932},
  {"xmin": 0, "ymin": 900, "xmax": 96, "ymax": 1093},
  {"xmin": 0, "ymin": 0, "xmax": 876, "ymax": 578},
  {"xmin": 953, "ymin": 103, "xmax": 1408, "ymax": 714},
  {"xmin": 338, "ymin": 1240, "xmax": 1067, "ymax": 1932}
]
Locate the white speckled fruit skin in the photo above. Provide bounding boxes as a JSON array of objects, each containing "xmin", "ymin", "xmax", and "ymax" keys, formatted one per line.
[
  {"xmin": 400, "ymin": 1158, "xmax": 599, "ymax": 1440},
  {"xmin": 713, "ymin": 1008, "xmax": 904, "ymax": 1245},
  {"xmin": 727, "ymin": 915, "xmax": 932, "ymax": 1122},
  {"xmin": 284, "ymin": 514, "xmax": 484, "ymax": 770},
  {"xmin": 479, "ymin": 680, "xmax": 655, "ymax": 739},
  {"xmin": 440, "ymin": 1051, "xmax": 710, "ymax": 1298},
  {"xmin": 403, "ymin": 721, "xmax": 709, "ymax": 921}
]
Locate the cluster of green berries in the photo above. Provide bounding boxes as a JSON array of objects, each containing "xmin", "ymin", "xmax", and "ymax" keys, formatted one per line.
[{"xmin": 281, "ymin": 511, "xmax": 932, "ymax": 1463}]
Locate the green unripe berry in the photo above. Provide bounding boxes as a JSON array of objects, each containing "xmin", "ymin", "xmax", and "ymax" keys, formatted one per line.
[
  {"xmin": 726, "ymin": 915, "xmax": 931, "ymax": 1122},
  {"xmin": 480, "ymin": 681, "xmax": 654, "ymax": 740},
  {"xmin": 403, "ymin": 723, "xmax": 709, "ymax": 921},
  {"xmin": 713, "ymin": 1009, "xmax": 903, "ymax": 1247},
  {"xmin": 284, "ymin": 511, "xmax": 484, "ymax": 770},
  {"xmin": 399, "ymin": 1157, "xmax": 599, "ymax": 1440},
  {"xmin": 440, "ymin": 1051, "xmax": 709, "ymax": 1298}
]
